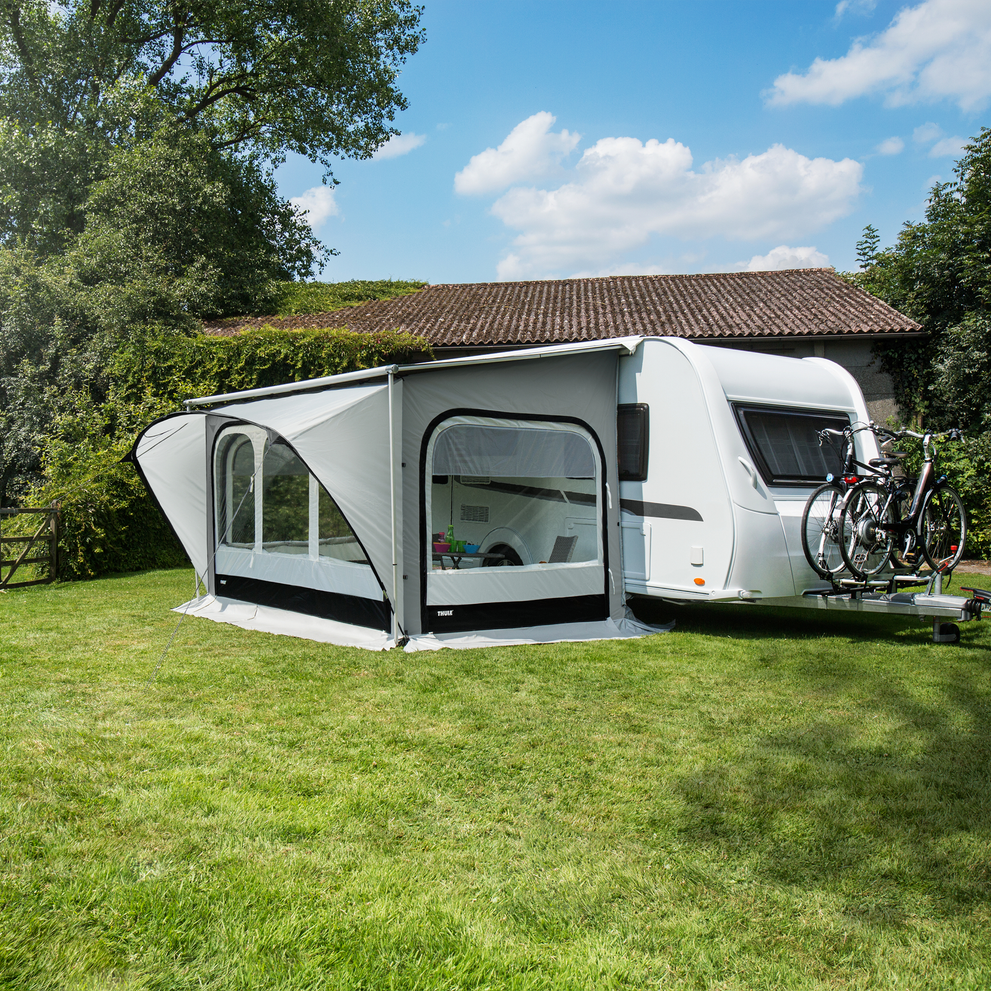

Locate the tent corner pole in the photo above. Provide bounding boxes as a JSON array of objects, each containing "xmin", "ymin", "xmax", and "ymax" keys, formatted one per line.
[{"xmin": 388, "ymin": 369, "xmax": 401, "ymax": 646}]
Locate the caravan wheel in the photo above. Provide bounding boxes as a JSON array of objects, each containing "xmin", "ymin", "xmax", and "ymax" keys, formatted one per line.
[{"xmin": 484, "ymin": 543, "xmax": 523, "ymax": 567}]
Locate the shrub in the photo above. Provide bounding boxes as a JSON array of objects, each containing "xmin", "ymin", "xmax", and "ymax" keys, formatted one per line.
[
  {"xmin": 890, "ymin": 431, "xmax": 991, "ymax": 561},
  {"xmin": 19, "ymin": 328, "xmax": 433, "ymax": 580},
  {"xmin": 111, "ymin": 326, "xmax": 433, "ymax": 406},
  {"xmin": 22, "ymin": 394, "xmax": 187, "ymax": 580}
]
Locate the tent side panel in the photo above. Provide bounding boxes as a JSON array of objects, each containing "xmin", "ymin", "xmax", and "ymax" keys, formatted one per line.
[
  {"xmin": 133, "ymin": 413, "xmax": 210, "ymax": 578},
  {"xmin": 401, "ymin": 352, "xmax": 623, "ymax": 635}
]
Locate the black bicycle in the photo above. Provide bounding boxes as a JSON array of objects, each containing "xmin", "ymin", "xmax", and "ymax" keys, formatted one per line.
[
  {"xmin": 838, "ymin": 428, "xmax": 966, "ymax": 581},
  {"xmin": 800, "ymin": 422, "xmax": 894, "ymax": 580}
]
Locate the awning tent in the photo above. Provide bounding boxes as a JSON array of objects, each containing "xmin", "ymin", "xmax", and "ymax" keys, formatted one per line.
[{"xmin": 132, "ymin": 338, "xmax": 667, "ymax": 650}]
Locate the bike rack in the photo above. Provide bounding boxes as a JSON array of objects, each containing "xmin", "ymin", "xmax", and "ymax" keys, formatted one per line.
[{"xmin": 801, "ymin": 570, "xmax": 991, "ymax": 644}]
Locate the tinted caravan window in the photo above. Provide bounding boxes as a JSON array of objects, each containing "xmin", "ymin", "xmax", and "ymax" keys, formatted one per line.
[
  {"xmin": 617, "ymin": 404, "xmax": 649, "ymax": 481},
  {"xmin": 734, "ymin": 406, "xmax": 850, "ymax": 484}
]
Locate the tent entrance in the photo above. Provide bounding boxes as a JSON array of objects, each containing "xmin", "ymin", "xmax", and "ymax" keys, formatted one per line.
[
  {"xmin": 213, "ymin": 423, "xmax": 391, "ymax": 631},
  {"xmin": 422, "ymin": 415, "xmax": 607, "ymax": 633}
]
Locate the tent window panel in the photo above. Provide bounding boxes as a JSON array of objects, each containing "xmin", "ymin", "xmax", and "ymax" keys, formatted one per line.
[
  {"xmin": 428, "ymin": 419, "xmax": 601, "ymax": 570},
  {"xmin": 217, "ymin": 433, "xmax": 256, "ymax": 547},
  {"xmin": 318, "ymin": 485, "xmax": 367, "ymax": 563},
  {"xmin": 735, "ymin": 406, "xmax": 850, "ymax": 484},
  {"xmin": 433, "ymin": 425, "xmax": 595, "ymax": 479},
  {"xmin": 262, "ymin": 443, "xmax": 309, "ymax": 548}
]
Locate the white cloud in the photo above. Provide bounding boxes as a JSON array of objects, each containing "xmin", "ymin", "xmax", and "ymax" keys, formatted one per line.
[
  {"xmin": 766, "ymin": 0, "xmax": 991, "ymax": 111},
  {"xmin": 742, "ymin": 246, "xmax": 831, "ymax": 271},
  {"xmin": 913, "ymin": 121, "xmax": 943, "ymax": 143},
  {"xmin": 372, "ymin": 132, "xmax": 426, "ymax": 160},
  {"xmin": 454, "ymin": 112, "xmax": 581, "ymax": 195},
  {"xmin": 929, "ymin": 135, "xmax": 967, "ymax": 157},
  {"xmin": 876, "ymin": 136, "xmax": 905, "ymax": 154},
  {"xmin": 835, "ymin": 0, "xmax": 876, "ymax": 18},
  {"xmin": 289, "ymin": 186, "xmax": 339, "ymax": 230},
  {"xmin": 475, "ymin": 126, "xmax": 862, "ymax": 280}
]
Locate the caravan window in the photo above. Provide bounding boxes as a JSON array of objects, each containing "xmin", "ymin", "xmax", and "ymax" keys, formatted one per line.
[
  {"xmin": 734, "ymin": 405, "xmax": 850, "ymax": 484},
  {"xmin": 617, "ymin": 404, "xmax": 649, "ymax": 481},
  {"xmin": 426, "ymin": 417, "xmax": 602, "ymax": 570}
]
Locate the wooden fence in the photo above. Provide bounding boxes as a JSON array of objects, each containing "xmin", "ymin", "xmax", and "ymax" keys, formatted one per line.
[{"xmin": 0, "ymin": 506, "xmax": 59, "ymax": 589}]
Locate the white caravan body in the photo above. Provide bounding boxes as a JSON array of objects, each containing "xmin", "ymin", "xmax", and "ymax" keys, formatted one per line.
[
  {"xmin": 617, "ymin": 337, "xmax": 877, "ymax": 605},
  {"xmin": 132, "ymin": 336, "xmax": 924, "ymax": 651}
]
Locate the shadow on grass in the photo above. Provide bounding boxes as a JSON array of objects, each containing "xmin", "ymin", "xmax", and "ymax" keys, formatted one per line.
[{"xmin": 632, "ymin": 595, "xmax": 991, "ymax": 927}]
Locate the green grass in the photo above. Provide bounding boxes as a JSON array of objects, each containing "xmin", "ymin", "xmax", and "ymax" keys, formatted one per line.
[
  {"xmin": 2, "ymin": 568, "xmax": 991, "ymax": 989},
  {"xmin": 264, "ymin": 279, "xmax": 427, "ymax": 317}
]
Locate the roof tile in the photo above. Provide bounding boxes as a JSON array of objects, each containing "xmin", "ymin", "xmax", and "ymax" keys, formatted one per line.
[{"xmin": 203, "ymin": 269, "xmax": 921, "ymax": 343}]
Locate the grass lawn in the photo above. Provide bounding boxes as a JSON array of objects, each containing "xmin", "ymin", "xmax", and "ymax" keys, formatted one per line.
[{"xmin": 2, "ymin": 567, "xmax": 991, "ymax": 990}]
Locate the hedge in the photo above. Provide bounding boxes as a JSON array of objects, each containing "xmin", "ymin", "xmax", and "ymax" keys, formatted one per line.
[{"xmin": 23, "ymin": 328, "xmax": 433, "ymax": 581}]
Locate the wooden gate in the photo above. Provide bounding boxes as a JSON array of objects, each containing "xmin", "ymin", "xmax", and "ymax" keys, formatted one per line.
[{"xmin": 0, "ymin": 506, "xmax": 59, "ymax": 589}]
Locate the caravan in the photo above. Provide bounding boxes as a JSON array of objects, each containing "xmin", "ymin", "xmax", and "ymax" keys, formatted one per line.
[{"xmin": 131, "ymin": 336, "xmax": 981, "ymax": 650}]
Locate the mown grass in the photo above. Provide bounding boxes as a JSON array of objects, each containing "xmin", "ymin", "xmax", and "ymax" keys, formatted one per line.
[{"xmin": 2, "ymin": 568, "xmax": 991, "ymax": 989}]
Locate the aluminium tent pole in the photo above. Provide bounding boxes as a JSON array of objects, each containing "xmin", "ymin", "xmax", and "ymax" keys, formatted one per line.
[{"xmin": 388, "ymin": 368, "xmax": 400, "ymax": 645}]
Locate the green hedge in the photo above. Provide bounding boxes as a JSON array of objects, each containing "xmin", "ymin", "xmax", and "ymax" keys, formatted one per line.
[
  {"xmin": 111, "ymin": 326, "xmax": 433, "ymax": 406},
  {"xmin": 265, "ymin": 278, "xmax": 426, "ymax": 316},
  {"xmin": 888, "ymin": 432, "xmax": 991, "ymax": 561},
  {"xmin": 23, "ymin": 328, "xmax": 433, "ymax": 581}
]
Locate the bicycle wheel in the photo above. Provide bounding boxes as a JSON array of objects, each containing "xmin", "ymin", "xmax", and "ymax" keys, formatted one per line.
[
  {"xmin": 801, "ymin": 483, "xmax": 847, "ymax": 579},
  {"xmin": 921, "ymin": 484, "xmax": 967, "ymax": 573},
  {"xmin": 839, "ymin": 481, "xmax": 894, "ymax": 580}
]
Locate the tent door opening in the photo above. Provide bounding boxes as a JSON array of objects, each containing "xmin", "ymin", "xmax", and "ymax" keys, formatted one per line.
[{"xmin": 422, "ymin": 415, "xmax": 608, "ymax": 633}]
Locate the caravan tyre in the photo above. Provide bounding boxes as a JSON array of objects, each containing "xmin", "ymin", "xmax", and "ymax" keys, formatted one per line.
[{"xmin": 484, "ymin": 544, "xmax": 523, "ymax": 567}]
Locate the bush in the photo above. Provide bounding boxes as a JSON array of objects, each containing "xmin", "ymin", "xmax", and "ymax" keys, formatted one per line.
[
  {"xmin": 264, "ymin": 279, "xmax": 426, "ymax": 317},
  {"xmin": 111, "ymin": 326, "xmax": 433, "ymax": 406},
  {"xmin": 22, "ymin": 395, "xmax": 187, "ymax": 580},
  {"xmin": 888, "ymin": 430, "xmax": 991, "ymax": 561}
]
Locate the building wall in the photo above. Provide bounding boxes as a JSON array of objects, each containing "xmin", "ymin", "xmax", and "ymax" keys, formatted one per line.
[{"xmin": 707, "ymin": 338, "xmax": 900, "ymax": 425}]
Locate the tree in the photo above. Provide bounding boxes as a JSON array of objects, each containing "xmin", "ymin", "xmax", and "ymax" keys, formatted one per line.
[
  {"xmin": 0, "ymin": 1, "xmax": 424, "ymax": 263},
  {"xmin": 0, "ymin": 1, "xmax": 426, "ymax": 507},
  {"xmin": 0, "ymin": 0, "xmax": 425, "ymax": 171},
  {"xmin": 854, "ymin": 127, "xmax": 991, "ymax": 430},
  {"xmin": 72, "ymin": 125, "xmax": 325, "ymax": 325}
]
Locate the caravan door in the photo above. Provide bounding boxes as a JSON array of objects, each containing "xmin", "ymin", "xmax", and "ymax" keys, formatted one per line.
[{"xmin": 422, "ymin": 415, "xmax": 609, "ymax": 633}]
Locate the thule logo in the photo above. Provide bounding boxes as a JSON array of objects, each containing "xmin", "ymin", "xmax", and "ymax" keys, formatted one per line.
[{"xmin": 436, "ymin": 609, "xmax": 454, "ymax": 617}]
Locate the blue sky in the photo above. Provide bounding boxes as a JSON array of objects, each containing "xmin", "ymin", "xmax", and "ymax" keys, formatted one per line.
[{"xmin": 274, "ymin": 0, "xmax": 991, "ymax": 285}]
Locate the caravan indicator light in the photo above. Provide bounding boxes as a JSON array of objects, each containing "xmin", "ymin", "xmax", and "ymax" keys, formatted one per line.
[{"xmin": 694, "ymin": 578, "xmax": 705, "ymax": 586}]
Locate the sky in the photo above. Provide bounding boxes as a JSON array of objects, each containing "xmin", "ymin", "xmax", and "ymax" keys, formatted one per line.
[{"xmin": 274, "ymin": 0, "xmax": 991, "ymax": 285}]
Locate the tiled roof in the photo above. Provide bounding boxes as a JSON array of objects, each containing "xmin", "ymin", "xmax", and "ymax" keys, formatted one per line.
[{"xmin": 203, "ymin": 269, "xmax": 921, "ymax": 344}]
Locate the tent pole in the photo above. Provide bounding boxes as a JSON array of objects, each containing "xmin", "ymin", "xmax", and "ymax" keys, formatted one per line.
[{"xmin": 388, "ymin": 369, "xmax": 400, "ymax": 645}]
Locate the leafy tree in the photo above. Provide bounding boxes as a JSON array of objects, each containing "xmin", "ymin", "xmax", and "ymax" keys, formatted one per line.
[
  {"xmin": 851, "ymin": 128, "xmax": 991, "ymax": 557},
  {"xmin": 72, "ymin": 125, "xmax": 325, "ymax": 326},
  {"xmin": 853, "ymin": 127, "xmax": 991, "ymax": 430},
  {"xmin": 0, "ymin": 0, "xmax": 424, "ymax": 169},
  {"xmin": 0, "ymin": 1, "xmax": 425, "ymax": 506},
  {"xmin": 855, "ymin": 223, "xmax": 879, "ymax": 269}
]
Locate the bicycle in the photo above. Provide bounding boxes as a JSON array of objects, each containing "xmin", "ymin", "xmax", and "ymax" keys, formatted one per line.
[
  {"xmin": 838, "ymin": 428, "xmax": 966, "ymax": 581},
  {"xmin": 801, "ymin": 422, "xmax": 893, "ymax": 580}
]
